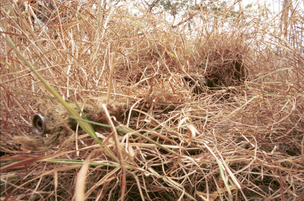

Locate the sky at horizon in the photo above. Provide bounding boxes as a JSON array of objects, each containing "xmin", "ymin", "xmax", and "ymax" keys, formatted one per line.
[{"xmin": 242, "ymin": 0, "xmax": 304, "ymax": 13}]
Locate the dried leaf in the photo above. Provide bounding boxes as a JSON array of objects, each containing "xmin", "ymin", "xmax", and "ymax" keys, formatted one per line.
[
  {"xmin": 187, "ymin": 124, "xmax": 199, "ymax": 143},
  {"xmin": 75, "ymin": 159, "xmax": 90, "ymax": 201}
]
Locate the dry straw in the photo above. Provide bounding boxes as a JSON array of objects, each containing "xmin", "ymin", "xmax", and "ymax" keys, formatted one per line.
[{"xmin": 0, "ymin": 0, "xmax": 303, "ymax": 200}]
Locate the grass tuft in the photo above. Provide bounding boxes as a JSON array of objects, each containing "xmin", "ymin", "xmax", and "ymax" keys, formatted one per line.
[{"xmin": 1, "ymin": 0, "xmax": 303, "ymax": 200}]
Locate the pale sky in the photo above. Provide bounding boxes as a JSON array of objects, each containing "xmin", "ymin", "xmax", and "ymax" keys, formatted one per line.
[{"xmin": 242, "ymin": 0, "xmax": 304, "ymax": 14}]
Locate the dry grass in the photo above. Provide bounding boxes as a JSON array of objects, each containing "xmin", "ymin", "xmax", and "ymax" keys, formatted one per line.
[{"xmin": 1, "ymin": 0, "xmax": 303, "ymax": 200}]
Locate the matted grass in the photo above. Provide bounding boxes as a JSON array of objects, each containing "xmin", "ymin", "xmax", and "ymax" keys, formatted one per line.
[{"xmin": 1, "ymin": 0, "xmax": 303, "ymax": 200}]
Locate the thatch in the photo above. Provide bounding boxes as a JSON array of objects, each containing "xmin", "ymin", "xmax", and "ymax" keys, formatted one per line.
[{"xmin": 1, "ymin": 0, "xmax": 303, "ymax": 200}]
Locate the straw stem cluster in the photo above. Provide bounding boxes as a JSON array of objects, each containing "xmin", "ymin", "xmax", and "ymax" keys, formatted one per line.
[{"xmin": 0, "ymin": 0, "xmax": 303, "ymax": 200}]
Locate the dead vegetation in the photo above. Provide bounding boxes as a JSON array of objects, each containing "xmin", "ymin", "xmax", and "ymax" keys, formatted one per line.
[{"xmin": 0, "ymin": 0, "xmax": 303, "ymax": 200}]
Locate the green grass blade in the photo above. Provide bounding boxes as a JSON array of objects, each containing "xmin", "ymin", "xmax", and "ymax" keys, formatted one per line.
[{"xmin": 1, "ymin": 30, "xmax": 101, "ymax": 145}]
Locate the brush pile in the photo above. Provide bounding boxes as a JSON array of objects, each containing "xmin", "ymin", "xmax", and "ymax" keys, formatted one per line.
[{"xmin": 1, "ymin": 0, "xmax": 303, "ymax": 200}]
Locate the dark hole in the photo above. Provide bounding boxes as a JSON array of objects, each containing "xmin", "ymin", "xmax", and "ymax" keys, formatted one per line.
[
  {"xmin": 37, "ymin": 120, "xmax": 43, "ymax": 130},
  {"xmin": 286, "ymin": 146, "xmax": 301, "ymax": 156},
  {"xmin": 0, "ymin": 151, "xmax": 5, "ymax": 157}
]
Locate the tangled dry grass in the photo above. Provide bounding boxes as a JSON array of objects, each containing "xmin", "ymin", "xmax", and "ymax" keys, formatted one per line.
[{"xmin": 1, "ymin": 0, "xmax": 303, "ymax": 200}]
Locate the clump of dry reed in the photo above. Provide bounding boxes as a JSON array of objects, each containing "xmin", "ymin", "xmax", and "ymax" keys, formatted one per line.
[{"xmin": 1, "ymin": 0, "xmax": 303, "ymax": 200}]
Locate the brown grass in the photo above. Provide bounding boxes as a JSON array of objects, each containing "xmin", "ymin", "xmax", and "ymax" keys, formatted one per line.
[{"xmin": 1, "ymin": 0, "xmax": 303, "ymax": 200}]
